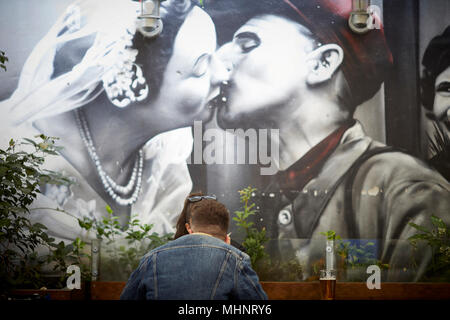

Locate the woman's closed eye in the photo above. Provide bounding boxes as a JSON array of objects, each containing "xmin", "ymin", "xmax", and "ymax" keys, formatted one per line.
[
  {"xmin": 234, "ymin": 31, "xmax": 261, "ymax": 53},
  {"xmin": 192, "ymin": 53, "xmax": 211, "ymax": 77}
]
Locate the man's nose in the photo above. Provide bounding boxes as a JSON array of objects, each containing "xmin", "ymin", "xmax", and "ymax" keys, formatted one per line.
[
  {"xmin": 210, "ymin": 44, "xmax": 234, "ymax": 86},
  {"xmin": 210, "ymin": 54, "xmax": 232, "ymax": 86}
]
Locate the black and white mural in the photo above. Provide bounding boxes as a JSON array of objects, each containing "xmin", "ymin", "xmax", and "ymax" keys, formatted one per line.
[{"xmin": 1, "ymin": 0, "xmax": 449, "ymax": 282}]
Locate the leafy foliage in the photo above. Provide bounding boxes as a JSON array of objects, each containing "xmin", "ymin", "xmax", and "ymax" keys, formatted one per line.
[
  {"xmin": 337, "ymin": 240, "xmax": 388, "ymax": 270},
  {"xmin": 77, "ymin": 206, "xmax": 173, "ymax": 281},
  {"xmin": 0, "ymin": 135, "xmax": 171, "ymax": 291},
  {"xmin": 255, "ymin": 258, "xmax": 304, "ymax": 282},
  {"xmin": 320, "ymin": 230, "xmax": 388, "ymax": 269},
  {"xmin": 233, "ymin": 186, "xmax": 304, "ymax": 281},
  {"xmin": 315, "ymin": 230, "xmax": 389, "ymax": 281},
  {"xmin": 233, "ymin": 186, "xmax": 268, "ymax": 267},
  {"xmin": 0, "ymin": 135, "xmax": 84, "ymax": 293},
  {"xmin": 408, "ymin": 215, "xmax": 450, "ymax": 281},
  {"xmin": 320, "ymin": 230, "xmax": 340, "ymax": 241}
]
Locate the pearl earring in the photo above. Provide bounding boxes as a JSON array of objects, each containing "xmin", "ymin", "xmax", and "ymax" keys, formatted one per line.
[{"xmin": 102, "ymin": 47, "xmax": 149, "ymax": 108}]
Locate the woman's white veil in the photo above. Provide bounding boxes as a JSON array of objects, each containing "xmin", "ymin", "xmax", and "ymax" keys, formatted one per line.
[
  {"xmin": 2, "ymin": 0, "xmax": 140, "ymax": 125},
  {"xmin": 0, "ymin": 0, "xmax": 196, "ymax": 239}
]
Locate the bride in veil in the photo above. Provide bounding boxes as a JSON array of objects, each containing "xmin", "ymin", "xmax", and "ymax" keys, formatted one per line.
[{"xmin": 1, "ymin": 0, "xmax": 219, "ymax": 242}]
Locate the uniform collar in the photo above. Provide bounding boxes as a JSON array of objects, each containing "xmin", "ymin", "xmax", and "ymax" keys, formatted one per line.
[
  {"xmin": 291, "ymin": 120, "xmax": 375, "ymax": 238},
  {"xmin": 277, "ymin": 119, "xmax": 356, "ymax": 200}
]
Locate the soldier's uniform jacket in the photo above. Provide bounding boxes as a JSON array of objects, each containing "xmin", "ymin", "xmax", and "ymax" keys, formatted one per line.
[{"xmin": 262, "ymin": 121, "xmax": 450, "ymax": 281}]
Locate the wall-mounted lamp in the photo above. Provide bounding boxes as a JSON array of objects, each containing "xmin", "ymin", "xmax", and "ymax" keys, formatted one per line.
[
  {"xmin": 348, "ymin": 0, "xmax": 371, "ymax": 34},
  {"xmin": 136, "ymin": 0, "xmax": 164, "ymax": 38}
]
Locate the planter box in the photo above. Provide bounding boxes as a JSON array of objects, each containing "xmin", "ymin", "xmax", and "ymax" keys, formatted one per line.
[
  {"xmin": 91, "ymin": 281, "xmax": 126, "ymax": 300},
  {"xmin": 89, "ymin": 281, "xmax": 450, "ymax": 300},
  {"xmin": 262, "ymin": 282, "xmax": 450, "ymax": 300},
  {"xmin": 10, "ymin": 287, "xmax": 86, "ymax": 300}
]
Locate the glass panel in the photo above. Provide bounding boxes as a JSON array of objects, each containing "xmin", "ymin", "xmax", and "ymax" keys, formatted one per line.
[
  {"xmin": 253, "ymin": 238, "xmax": 444, "ymax": 282},
  {"xmin": 94, "ymin": 237, "xmax": 447, "ymax": 283},
  {"xmin": 98, "ymin": 238, "xmax": 154, "ymax": 282}
]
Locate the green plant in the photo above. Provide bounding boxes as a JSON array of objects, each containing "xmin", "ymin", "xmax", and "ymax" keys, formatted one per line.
[
  {"xmin": 319, "ymin": 230, "xmax": 389, "ymax": 278},
  {"xmin": 408, "ymin": 215, "xmax": 450, "ymax": 281},
  {"xmin": 45, "ymin": 237, "xmax": 92, "ymax": 288},
  {"xmin": 233, "ymin": 186, "xmax": 268, "ymax": 267},
  {"xmin": 320, "ymin": 230, "xmax": 340, "ymax": 241},
  {"xmin": 77, "ymin": 205, "xmax": 173, "ymax": 281},
  {"xmin": 343, "ymin": 241, "xmax": 386, "ymax": 269},
  {"xmin": 0, "ymin": 135, "xmax": 83, "ymax": 293},
  {"xmin": 255, "ymin": 258, "xmax": 304, "ymax": 282},
  {"xmin": 233, "ymin": 186, "xmax": 304, "ymax": 281}
]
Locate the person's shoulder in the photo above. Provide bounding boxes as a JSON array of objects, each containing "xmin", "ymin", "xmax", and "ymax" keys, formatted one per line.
[
  {"xmin": 222, "ymin": 241, "xmax": 250, "ymax": 260},
  {"xmin": 342, "ymin": 123, "xmax": 438, "ymax": 174},
  {"xmin": 140, "ymin": 237, "xmax": 179, "ymax": 259},
  {"xmin": 356, "ymin": 144, "xmax": 450, "ymax": 191},
  {"xmin": 365, "ymin": 148, "xmax": 424, "ymax": 169}
]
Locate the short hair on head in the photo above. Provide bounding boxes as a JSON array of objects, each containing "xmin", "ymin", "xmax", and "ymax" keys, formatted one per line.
[
  {"xmin": 188, "ymin": 198, "xmax": 230, "ymax": 239},
  {"xmin": 421, "ymin": 26, "xmax": 450, "ymax": 111}
]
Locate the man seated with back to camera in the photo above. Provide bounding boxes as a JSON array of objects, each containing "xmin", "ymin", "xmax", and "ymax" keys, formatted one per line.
[{"xmin": 120, "ymin": 193, "xmax": 268, "ymax": 300}]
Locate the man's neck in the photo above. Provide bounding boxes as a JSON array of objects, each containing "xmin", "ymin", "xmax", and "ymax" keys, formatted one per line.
[
  {"xmin": 273, "ymin": 99, "xmax": 349, "ymax": 170},
  {"xmin": 190, "ymin": 232, "xmax": 227, "ymax": 243}
]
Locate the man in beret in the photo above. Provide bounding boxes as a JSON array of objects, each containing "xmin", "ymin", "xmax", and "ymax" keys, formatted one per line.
[{"xmin": 211, "ymin": 0, "xmax": 450, "ymax": 281}]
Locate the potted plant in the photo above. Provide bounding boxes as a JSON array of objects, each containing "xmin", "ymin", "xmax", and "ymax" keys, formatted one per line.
[
  {"xmin": 318, "ymin": 230, "xmax": 390, "ymax": 282},
  {"xmin": 0, "ymin": 135, "xmax": 88, "ymax": 300},
  {"xmin": 408, "ymin": 215, "xmax": 450, "ymax": 282},
  {"xmin": 76, "ymin": 205, "xmax": 172, "ymax": 299},
  {"xmin": 232, "ymin": 186, "xmax": 304, "ymax": 282}
]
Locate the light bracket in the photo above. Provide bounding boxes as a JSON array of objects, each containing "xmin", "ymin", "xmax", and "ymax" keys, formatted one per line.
[{"xmin": 137, "ymin": 0, "xmax": 164, "ymax": 38}]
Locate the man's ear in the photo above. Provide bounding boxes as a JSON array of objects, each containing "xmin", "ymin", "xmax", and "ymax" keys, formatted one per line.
[
  {"xmin": 306, "ymin": 44, "xmax": 344, "ymax": 86},
  {"xmin": 185, "ymin": 223, "xmax": 193, "ymax": 234}
]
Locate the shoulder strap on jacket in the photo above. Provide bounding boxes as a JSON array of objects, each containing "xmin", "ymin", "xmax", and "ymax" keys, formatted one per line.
[{"xmin": 343, "ymin": 146, "xmax": 398, "ymax": 239}]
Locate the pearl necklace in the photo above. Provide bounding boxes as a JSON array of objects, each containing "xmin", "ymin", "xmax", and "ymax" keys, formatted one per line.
[{"xmin": 75, "ymin": 109, "xmax": 144, "ymax": 206}]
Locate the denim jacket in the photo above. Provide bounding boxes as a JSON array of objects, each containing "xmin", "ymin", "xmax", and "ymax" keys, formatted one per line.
[{"xmin": 120, "ymin": 234, "xmax": 268, "ymax": 300}]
